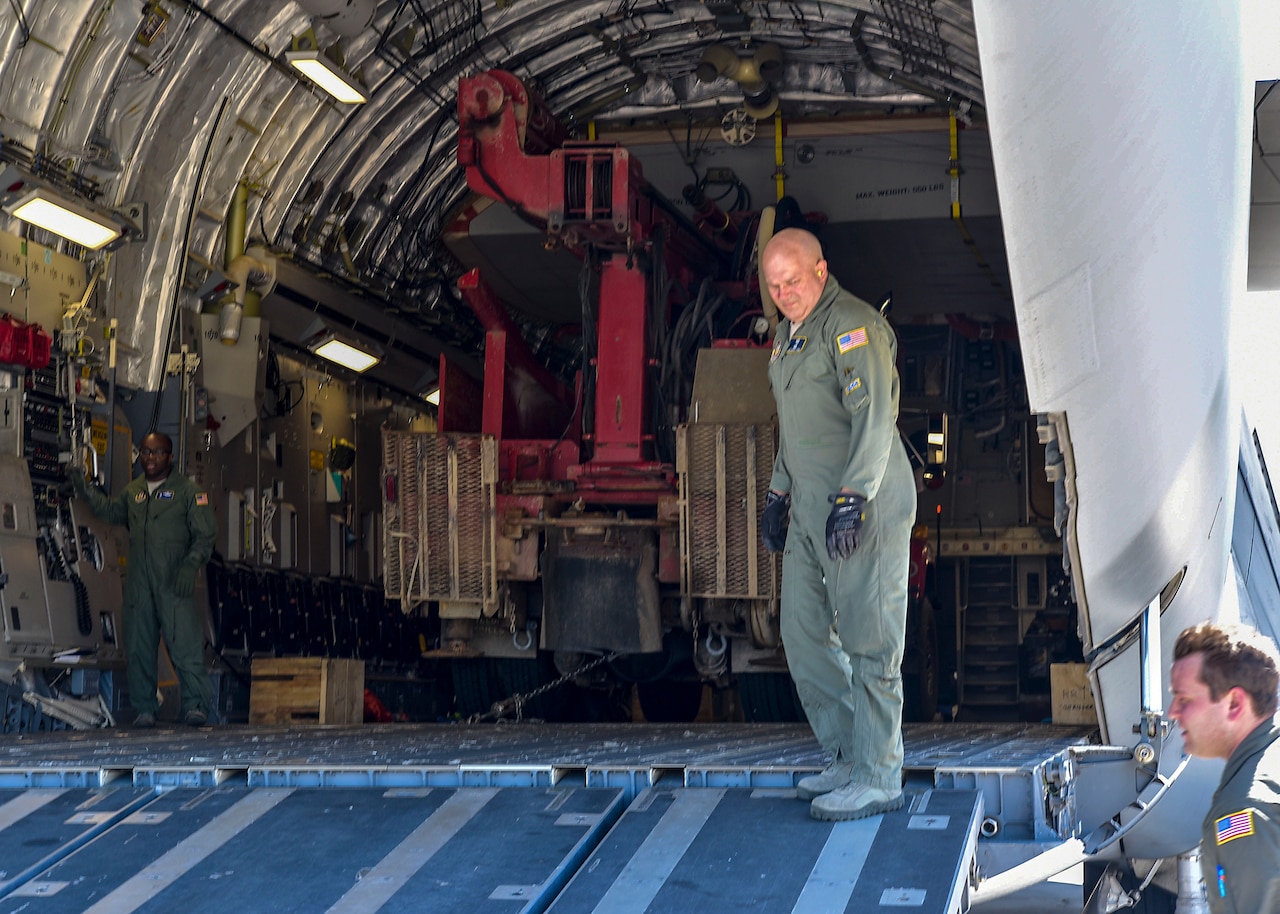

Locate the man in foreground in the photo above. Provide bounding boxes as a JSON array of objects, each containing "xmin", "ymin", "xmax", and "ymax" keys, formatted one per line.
[
  {"xmin": 1169, "ymin": 621, "xmax": 1280, "ymax": 913},
  {"xmin": 759, "ymin": 228, "xmax": 917, "ymax": 821}
]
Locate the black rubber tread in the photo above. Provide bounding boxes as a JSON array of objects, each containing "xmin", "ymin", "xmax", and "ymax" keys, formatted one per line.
[{"xmin": 738, "ymin": 672, "xmax": 806, "ymax": 722}]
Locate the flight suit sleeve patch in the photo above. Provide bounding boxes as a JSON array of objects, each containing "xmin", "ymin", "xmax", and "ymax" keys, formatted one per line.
[
  {"xmin": 836, "ymin": 327, "xmax": 868, "ymax": 352},
  {"xmin": 843, "ymin": 376, "xmax": 863, "ymax": 396},
  {"xmin": 1216, "ymin": 809, "xmax": 1255, "ymax": 844},
  {"xmin": 195, "ymin": 492, "xmax": 209, "ymax": 506}
]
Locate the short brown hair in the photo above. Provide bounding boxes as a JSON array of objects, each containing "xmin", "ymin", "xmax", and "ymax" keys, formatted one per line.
[{"xmin": 1174, "ymin": 622, "xmax": 1280, "ymax": 718}]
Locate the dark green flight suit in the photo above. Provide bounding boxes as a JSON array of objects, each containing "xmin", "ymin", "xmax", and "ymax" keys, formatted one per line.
[
  {"xmin": 77, "ymin": 471, "xmax": 217, "ymax": 717},
  {"xmin": 1199, "ymin": 718, "xmax": 1280, "ymax": 913},
  {"xmin": 768, "ymin": 277, "xmax": 916, "ymax": 792}
]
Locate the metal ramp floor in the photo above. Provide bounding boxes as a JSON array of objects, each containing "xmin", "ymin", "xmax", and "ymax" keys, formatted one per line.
[{"xmin": 0, "ymin": 722, "xmax": 1089, "ymax": 913}]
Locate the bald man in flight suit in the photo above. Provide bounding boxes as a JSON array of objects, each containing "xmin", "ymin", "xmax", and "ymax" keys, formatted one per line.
[{"xmin": 760, "ymin": 228, "xmax": 917, "ymax": 821}]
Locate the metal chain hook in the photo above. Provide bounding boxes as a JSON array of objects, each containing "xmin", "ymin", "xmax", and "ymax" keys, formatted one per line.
[{"xmin": 468, "ymin": 651, "xmax": 621, "ymax": 724}]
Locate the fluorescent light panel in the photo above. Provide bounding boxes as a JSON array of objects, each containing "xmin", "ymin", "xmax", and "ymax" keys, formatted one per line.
[
  {"xmin": 6, "ymin": 189, "xmax": 122, "ymax": 250},
  {"xmin": 312, "ymin": 336, "xmax": 380, "ymax": 372},
  {"xmin": 287, "ymin": 50, "xmax": 367, "ymax": 104}
]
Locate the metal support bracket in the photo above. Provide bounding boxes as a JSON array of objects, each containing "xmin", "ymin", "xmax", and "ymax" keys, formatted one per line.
[{"xmin": 165, "ymin": 352, "xmax": 201, "ymax": 377}]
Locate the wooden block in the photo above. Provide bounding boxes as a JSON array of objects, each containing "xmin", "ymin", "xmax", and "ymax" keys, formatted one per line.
[
  {"xmin": 1050, "ymin": 662, "xmax": 1097, "ymax": 725},
  {"xmin": 249, "ymin": 657, "xmax": 365, "ymax": 725}
]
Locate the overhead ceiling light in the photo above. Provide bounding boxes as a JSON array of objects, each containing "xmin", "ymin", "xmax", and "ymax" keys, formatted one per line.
[
  {"xmin": 308, "ymin": 329, "xmax": 381, "ymax": 372},
  {"xmin": 6, "ymin": 189, "xmax": 122, "ymax": 250},
  {"xmin": 0, "ymin": 165, "xmax": 145, "ymax": 251},
  {"xmin": 286, "ymin": 48, "xmax": 367, "ymax": 104}
]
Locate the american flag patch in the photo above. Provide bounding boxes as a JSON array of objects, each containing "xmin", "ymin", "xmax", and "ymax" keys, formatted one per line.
[
  {"xmin": 1216, "ymin": 810, "xmax": 1255, "ymax": 844},
  {"xmin": 195, "ymin": 492, "xmax": 209, "ymax": 506},
  {"xmin": 837, "ymin": 327, "xmax": 868, "ymax": 353}
]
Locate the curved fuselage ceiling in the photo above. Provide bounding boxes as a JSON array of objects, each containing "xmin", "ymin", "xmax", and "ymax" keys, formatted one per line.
[
  {"xmin": 0, "ymin": 3, "xmax": 1273, "ymax": 693},
  {"xmin": 0, "ymin": 1, "xmax": 987, "ymax": 391},
  {"xmin": 3, "ymin": 2, "xmax": 1273, "ymax": 382}
]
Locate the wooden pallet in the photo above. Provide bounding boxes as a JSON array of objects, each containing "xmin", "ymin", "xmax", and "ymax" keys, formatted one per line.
[{"xmin": 248, "ymin": 657, "xmax": 364, "ymax": 725}]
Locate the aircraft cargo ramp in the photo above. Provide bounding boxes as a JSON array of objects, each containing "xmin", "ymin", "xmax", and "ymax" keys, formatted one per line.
[{"xmin": 0, "ymin": 723, "xmax": 1090, "ymax": 913}]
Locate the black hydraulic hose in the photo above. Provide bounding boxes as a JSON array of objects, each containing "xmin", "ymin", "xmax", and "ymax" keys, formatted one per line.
[{"xmin": 640, "ymin": 186, "xmax": 730, "ymax": 271}]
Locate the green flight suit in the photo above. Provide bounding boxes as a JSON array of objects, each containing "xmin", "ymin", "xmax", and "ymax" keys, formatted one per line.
[
  {"xmin": 1199, "ymin": 718, "xmax": 1280, "ymax": 913},
  {"xmin": 77, "ymin": 471, "xmax": 217, "ymax": 717},
  {"xmin": 768, "ymin": 277, "xmax": 916, "ymax": 791}
]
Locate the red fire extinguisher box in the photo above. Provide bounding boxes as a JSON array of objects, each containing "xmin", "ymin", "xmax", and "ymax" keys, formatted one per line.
[{"xmin": 0, "ymin": 314, "xmax": 52, "ymax": 370}]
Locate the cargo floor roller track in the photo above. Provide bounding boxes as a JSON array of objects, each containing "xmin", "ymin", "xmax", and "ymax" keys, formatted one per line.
[{"xmin": 0, "ymin": 723, "xmax": 1090, "ymax": 914}]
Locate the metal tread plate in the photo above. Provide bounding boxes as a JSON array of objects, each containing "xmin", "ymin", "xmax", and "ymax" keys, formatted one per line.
[
  {"xmin": 548, "ymin": 786, "xmax": 983, "ymax": 914},
  {"xmin": 0, "ymin": 787, "xmax": 156, "ymax": 896},
  {"xmin": 0, "ymin": 725, "xmax": 1083, "ymax": 912},
  {"xmin": 0, "ymin": 786, "xmax": 626, "ymax": 913},
  {"xmin": 0, "ymin": 784, "xmax": 982, "ymax": 914}
]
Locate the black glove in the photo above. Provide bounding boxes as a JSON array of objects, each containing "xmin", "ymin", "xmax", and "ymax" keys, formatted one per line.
[
  {"xmin": 761, "ymin": 490, "xmax": 791, "ymax": 553},
  {"xmin": 825, "ymin": 493, "xmax": 866, "ymax": 560},
  {"xmin": 174, "ymin": 561, "xmax": 199, "ymax": 598}
]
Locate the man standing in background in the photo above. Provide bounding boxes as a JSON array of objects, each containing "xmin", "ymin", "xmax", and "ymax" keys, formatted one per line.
[
  {"xmin": 759, "ymin": 228, "xmax": 917, "ymax": 821},
  {"xmin": 71, "ymin": 432, "xmax": 217, "ymax": 727}
]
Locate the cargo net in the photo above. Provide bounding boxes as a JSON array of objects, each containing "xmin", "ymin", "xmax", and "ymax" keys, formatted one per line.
[
  {"xmin": 382, "ymin": 430, "xmax": 497, "ymax": 612},
  {"xmin": 678, "ymin": 423, "xmax": 778, "ymax": 599}
]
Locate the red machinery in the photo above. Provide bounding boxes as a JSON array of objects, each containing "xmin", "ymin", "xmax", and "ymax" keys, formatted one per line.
[
  {"xmin": 391, "ymin": 69, "xmax": 758, "ymax": 679},
  {"xmin": 455, "ymin": 69, "xmax": 732, "ymax": 494},
  {"xmin": 379, "ymin": 70, "xmax": 939, "ymax": 723},
  {"xmin": 448, "ymin": 69, "xmax": 747, "ymax": 658}
]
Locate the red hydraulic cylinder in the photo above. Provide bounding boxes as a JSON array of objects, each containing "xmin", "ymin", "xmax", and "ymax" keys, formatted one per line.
[{"xmin": 591, "ymin": 255, "xmax": 650, "ymax": 465}]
